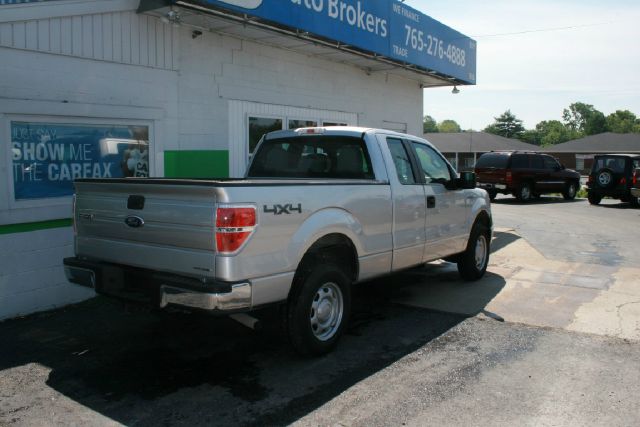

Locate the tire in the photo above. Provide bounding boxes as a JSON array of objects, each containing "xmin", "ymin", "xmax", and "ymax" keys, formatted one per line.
[
  {"xmin": 457, "ymin": 223, "xmax": 491, "ymax": 281},
  {"xmin": 630, "ymin": 196, "xmax": 640, "ymax": 208},
  {"xmin": 286, "ymin": 262, "xmax": 351, "ymax": 357},
  {"xmin": 563, "ymin": 181, "xmax": 578, "ymax": 200},
  {"xmin": 515, "ymin": 182, "xmax": 532, "ymax": 202},
  {"xmin": 588, "ymin": 191, "xmax": 602, "ymax": 205},
  {"xmin": 595, "ymin": 168, "xmax": 615, "ymax": 189}
]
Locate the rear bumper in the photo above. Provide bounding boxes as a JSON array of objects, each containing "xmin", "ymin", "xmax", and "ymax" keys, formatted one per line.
[
  {"xmin": 63, "ymin": 257, "xmax": 252, "ymax": 312},
  {"xmin": 477, "ymin": 182, "xmax": 507, "ymax": 191},
  {"xmin": 631, "ymin": 188, "xmax": 640, "ymax": 198}
]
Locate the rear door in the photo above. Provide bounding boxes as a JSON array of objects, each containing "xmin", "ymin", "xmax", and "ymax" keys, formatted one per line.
[{"xmin": 538, "ymin": 155, "xmax": 565, "ymax": 192}]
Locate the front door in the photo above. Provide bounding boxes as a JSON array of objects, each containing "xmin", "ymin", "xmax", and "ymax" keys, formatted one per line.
[{"xmin": 410, "ymin": 141, "xmax": 468, "ymax": 260}]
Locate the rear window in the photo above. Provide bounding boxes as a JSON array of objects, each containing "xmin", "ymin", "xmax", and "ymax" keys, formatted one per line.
[
  {"xmin": 247, "ymin": 135, "xmax": 374, "ymax": 179},
  {"xmin": 593, "ymin": 157, "xmax": 627, "ymax": 174},
  {"xmin": 475, "ymin": 153, "xmax": 509, "ymax": 169}
]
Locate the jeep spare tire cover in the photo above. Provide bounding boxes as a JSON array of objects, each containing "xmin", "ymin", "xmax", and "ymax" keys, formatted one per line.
[{"xmin": 596, "ymin": 168, "xmax": 615, "ymax": 188}]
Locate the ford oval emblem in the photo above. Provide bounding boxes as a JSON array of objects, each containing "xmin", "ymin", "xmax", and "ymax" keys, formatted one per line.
[{"xmin": 125, "ymin": 216, "xmax": 145, "ymax": 228}]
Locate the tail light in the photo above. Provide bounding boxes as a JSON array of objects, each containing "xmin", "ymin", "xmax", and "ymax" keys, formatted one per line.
[
  {"xmin": 215, "ymin": 206, "xmax": 257, "ymax": 254},
  {"xmin": 506, "ymin": 171, "xmax": 513, "ymax": 184},
  {"xmin": 633, "ymin": 170, "xmax": 637, "ymax": 186},
  {"xmin": 620, "ymin": 177, "xmax": 626, "ymax": 185}
]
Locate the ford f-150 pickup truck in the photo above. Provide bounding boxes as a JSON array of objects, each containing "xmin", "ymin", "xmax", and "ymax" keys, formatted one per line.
[{"xmin": 64, "ymin": 127, "xmax": 492, "ymax": 355}]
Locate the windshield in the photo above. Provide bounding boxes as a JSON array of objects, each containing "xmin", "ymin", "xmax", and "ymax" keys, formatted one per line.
[{"xmin": 247, "ymin": 135, "xmax": 374, "ymax": 179}]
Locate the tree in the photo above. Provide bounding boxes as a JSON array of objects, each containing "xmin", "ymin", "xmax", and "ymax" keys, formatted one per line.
[
  {"xmin": 438, "ymin": 119, "xmax": 462, "ymax": 133},
  {"xmin": 535, "ymin": 120, "xmax": 579, "ymax": 147},
  {"xmin": 483, "ymin": 110, "xmax": 525, "ymax": 138},
  {"xmin": 519, "ymin": 129, "xmax": 542, "ymax": 146},
  {"xmin": 423, "ymin": 115, "xmax": 439, "ymax": 133},
  {"xmin": 605, "ymin": 110, "xmax": 638, "ymax": 133},
  {"xmin": 562, "ymin": 102, "xmax": 607, "ymax": 135}
]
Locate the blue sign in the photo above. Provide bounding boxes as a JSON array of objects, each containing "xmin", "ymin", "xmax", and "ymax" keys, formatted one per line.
[
  {"xmin": 180, "ymin": 0, "xmax": 476, "ymax": 84},
  {"xmin": 11, "ymin": 122, "xmax": 149, "ymax": 200}
]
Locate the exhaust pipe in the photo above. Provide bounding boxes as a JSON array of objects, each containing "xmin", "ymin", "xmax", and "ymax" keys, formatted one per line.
[{"xmin": 230, "ymin": 313, "xmax": 262, "ymax": 331}]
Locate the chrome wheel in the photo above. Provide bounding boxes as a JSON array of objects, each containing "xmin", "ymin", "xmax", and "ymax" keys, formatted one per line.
[
  {"xmin": 310, "ymin": 282, "xmax": 344, "ymax": 342},
  {"xmin": 567, "ymin": 183, "xmax": 576, "ymax": 198},
  {"xmin": 474, "ymin": 234, "xmax": 488, "ymax": 270},
  {"xmin": 598, "ymin": 171, "xmax": 612, "ymax": 187},
  {"xmin": 520, "ymin": 185, "xmax": 531, "ymax": 200}
]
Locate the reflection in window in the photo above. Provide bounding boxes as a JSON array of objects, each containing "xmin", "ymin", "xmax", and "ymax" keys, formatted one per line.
[
  {"xmin": 322, "ymin": 122, "xmax": 348, "ymax": 127},
  {"xmin": 288, "ymin": 119, "xmax": 318, "ymax": 130},
  {"xmin": 412, "ymin": 142, "xmax": 451, "ymax": 184},
  {"xmin": 249, "ymin": 117, "xmax": 283, "ymax": 154},
  {"xmin": 11, "ymin": 122, "xmax": 149, "ymax": 200},
  {"xmin": 387, "ymin": 138, "xmax": 415, "ymax": 185}
]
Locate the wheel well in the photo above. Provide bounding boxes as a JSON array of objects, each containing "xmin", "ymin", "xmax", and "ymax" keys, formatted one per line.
[
  {"xmin": 474, "ymin": 210, "xmax": 492, "ymax": 229},
  {"xmin": 295, "ymin": 234, "xmax": 358, "ymax": 283}
]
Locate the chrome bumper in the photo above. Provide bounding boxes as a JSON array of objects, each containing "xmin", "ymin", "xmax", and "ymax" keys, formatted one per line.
[
  {"xmin": 478, "ymin": 183, "xmax": 506, "ymax": 190},
  {"xmin": 159, "ymin": 283, "xmax": 252, "ymax": 311}
]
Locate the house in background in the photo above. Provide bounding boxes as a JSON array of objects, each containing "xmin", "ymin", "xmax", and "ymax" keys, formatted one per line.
[
  {"xmin": 424, "ymin": 132, "xmax": 540, "ymax": 171},
  {"xmin": 542, "ymin": 133, "xmax": 640, "ymax": 174}
]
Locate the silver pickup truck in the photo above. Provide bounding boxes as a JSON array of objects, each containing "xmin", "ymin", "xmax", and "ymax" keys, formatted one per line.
[{"xmin": 64, "ymin": 127, "xmax": 492, "ymax": 355}]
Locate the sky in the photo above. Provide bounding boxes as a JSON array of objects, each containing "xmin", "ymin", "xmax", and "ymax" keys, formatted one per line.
[{"xmin": 406, "ymin": 0, "xmax": 640, "ymax": 130}]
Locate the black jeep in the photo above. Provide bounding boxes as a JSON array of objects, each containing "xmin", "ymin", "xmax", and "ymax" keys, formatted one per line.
[{"xmin": 587, "ymin": 154, "xmax": 640, "ymax": 207}]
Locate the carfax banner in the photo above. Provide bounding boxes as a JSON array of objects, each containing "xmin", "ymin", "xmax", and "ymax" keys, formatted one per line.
[
  {"xmin": 11, "ymin": 122, "xmax": 149, "ymax": 200},
  {"xmin": 180, "ymin": 0, "xmax": 476, "ymax": 84}
]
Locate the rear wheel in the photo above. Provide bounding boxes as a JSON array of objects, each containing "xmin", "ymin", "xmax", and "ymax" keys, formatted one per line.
[
  {"xmin": 630, "ymin": 196, "xmax": 640, "ymax": 207},
  {"xmin": 595, "ymin": 168, "xmax": 615, "ymax": 189},
  {"xmin": 515, "ymin": 182, "xmax": 532, "ymax": 202},
  {"xmin": 588, "ymin": 191, "xmax": 602, "ymax": 205},
  {"xmin": 286, "ymin": 261, "xmax": 351, "ymax": 357},
  {"xmin": 563, "ymin": 181, "xmax": 578, "ymax": 200},
  {"xmin": 457, "ymin": 222, "xmax": 490, "ymax": 281}
]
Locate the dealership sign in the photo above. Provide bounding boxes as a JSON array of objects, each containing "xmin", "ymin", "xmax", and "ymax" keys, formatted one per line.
[{"xmin": 178, "ymin": 0, "xmax": 477, "ymax": 84}]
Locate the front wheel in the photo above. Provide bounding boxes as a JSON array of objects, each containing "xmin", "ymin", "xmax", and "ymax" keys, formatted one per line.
[
  {"xmin": 286, "ymin": 262, "xmax": 351, "ymax": 357},
  {"xmin": 563, "ymin": 181, "xmax": 578, "ymax": 200},
  {"xmin": 457, "ymin": 223, "xmax": 491, "ymax": 281}
]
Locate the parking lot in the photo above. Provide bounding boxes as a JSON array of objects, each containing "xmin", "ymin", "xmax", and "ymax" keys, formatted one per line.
[{"xmin": 1, "ymin": 196, "xmax": 639, "ymax": 426}]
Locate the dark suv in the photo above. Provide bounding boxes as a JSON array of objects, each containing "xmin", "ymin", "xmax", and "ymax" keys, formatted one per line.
[
  {"xmin": 475, "ymin": 151, "xmax": 581, "ymax": 202},
  {"xmin": 587, "ymin": 154, "xmax": 640, "ymax": 207}
]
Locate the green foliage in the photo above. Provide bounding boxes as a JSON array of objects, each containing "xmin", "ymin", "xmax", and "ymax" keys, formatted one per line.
[
  {"xmin": 438, "ymin": 119, "xmax": 462, "ymax": 133},
  {"xmin": 536, "ymin": 120, "xmax": 580, "ymax": 147},
  {"xmin": 519, "ymin": 129, "xmax": 542, "ymax": 146},
  {"xmin": 605, "ymin": 110, "xmax": 638, "ymax": 133},
  {"xmin": 423, "ymin": 115, "xmax": 439, "ymax": 133},
  {"xmin": 562, "ymin": 102, "xmax": 607, "ymax": 135},
  {"xmin": 483, "ymin": 110, "xmax": 525, "ymax": 138}
]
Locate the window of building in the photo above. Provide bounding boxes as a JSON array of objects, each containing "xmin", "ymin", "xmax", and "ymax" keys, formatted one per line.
[
  {"xmin": 288, "ymin": 119, "xmax": 318, "ymax": 129},
  {"xmin": 322, "ymin": 121, "xmax": 348, "ymax": 127},
  {"xmin": 10, "ymin": 121, "xmax": 149, "ymax": 201},
  {"xmin": 248, "ymin": 117, "xmax": 283, "ymax": 154}
]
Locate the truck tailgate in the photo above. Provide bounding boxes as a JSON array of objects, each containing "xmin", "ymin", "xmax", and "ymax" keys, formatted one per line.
[{"xmin": 74, "ymin": 180, "xmax": 218, "ymax": 277}]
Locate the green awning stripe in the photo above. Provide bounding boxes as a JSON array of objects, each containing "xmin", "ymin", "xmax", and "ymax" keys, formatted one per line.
[{"xmin": 0, "ymin": 218, "xmax": 72, "ymax": 235}]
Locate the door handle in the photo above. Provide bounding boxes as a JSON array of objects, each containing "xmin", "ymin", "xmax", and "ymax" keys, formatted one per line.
[{"xmin": 427, "ymin": 196, "xmax": 436, "ymax": 209}]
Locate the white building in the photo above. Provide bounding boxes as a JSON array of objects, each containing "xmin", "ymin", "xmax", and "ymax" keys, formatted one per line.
[{"xmin": 0, "ymin": 0, "xmax": 477, "ymax": 319}]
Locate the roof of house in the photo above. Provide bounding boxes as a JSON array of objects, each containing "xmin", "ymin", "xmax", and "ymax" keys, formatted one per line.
[
  {"xmin": 423, "ymin": 132, "xmax": 539, "ymax": 153},
  {"xmin": 542, "ymin": 132, "xmax": 640, "ymax": 153}
]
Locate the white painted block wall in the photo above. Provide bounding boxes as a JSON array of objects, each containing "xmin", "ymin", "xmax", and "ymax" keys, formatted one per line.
[{"xmin": 0, "ymin": 2, "xmax": 423, "ymax": 320}]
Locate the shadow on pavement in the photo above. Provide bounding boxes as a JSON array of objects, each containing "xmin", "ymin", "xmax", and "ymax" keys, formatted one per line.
[
  {"xmin": 0, "ymin": 273, "xmax": 477, "ymax": 426},
  {"xmin": 492, "ymin": 196, "xmax": 583, "ymax": 206},
  {"xmin": 491, "ymin": 230, "xmax": 521, "ymax": 253}
]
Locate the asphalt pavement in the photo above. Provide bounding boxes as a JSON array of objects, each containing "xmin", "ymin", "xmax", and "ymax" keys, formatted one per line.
[{"xmin": 1, "ymin": 195, "xmax": 639, "ymax": 426}]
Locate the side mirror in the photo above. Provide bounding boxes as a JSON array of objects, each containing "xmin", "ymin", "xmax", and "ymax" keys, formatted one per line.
[{"xmin": 457, "ymin": 171, "xmax": 476, "ymax": 189}]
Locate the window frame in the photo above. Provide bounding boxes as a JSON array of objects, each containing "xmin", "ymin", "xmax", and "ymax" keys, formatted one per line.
[{"xmin": 407, "ymin": 140, "xmax": 455, "ymax": 186}]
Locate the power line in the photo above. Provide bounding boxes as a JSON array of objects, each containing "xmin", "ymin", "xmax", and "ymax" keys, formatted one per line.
[{"xmin": 473, "ymin": 21, "xmax": 616, "ymax": 39}]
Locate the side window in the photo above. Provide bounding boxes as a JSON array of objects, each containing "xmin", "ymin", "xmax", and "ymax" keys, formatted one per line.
[
  {"xmin": 543, "ymin": 156, "xmax": 560, "ymax": 170},
  {"xmin": 411, "ymin": 142, "xmax": 452, "ymax": 184},
  {"xmin": 249, "ymin": 117, "xmax": 283, "ymax": 154},
  {"xmin": 510, "ymin": 154, "xmax": 529, "ymax": 169},
  {"xmin": 529, "ymin": 155, "xmax": 544, "ymax": 170},
  {"xmin": 387, "ymin": 138, "xmax": 416, "ymax": 184}
]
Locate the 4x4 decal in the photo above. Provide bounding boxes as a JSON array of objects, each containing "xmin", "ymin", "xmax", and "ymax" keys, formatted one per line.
[{"xmin": 263, "ymin": 204, "xmax": 302, "ymax": 215}]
